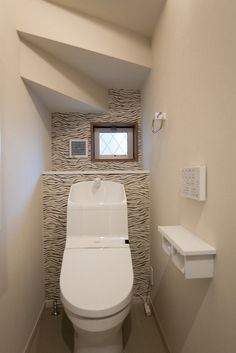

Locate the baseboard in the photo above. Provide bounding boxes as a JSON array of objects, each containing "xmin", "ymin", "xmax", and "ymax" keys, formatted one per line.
[
  {"xmin": 150, "ymin": 298, "xmax": 171, "ymax": 353},
  {"xmin": 132, "ymin": 296, "xmax": 144, "ymax": 304},
  {"xmin": 45, "ymin": 299, "xmax": 54, "ymax": 308},
  {"xmin": 22, "ymin": 302, "xmax": 45, "ymax": 353},
  {"xmin": 45, "ymin": 299, "xmax": 63, "ymax": 308}
]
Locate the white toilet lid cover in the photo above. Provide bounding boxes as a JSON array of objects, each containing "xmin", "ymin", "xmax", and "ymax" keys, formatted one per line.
[{"xmin": 60, "ymin": 247, "xmax": 134, "ymax": 318}]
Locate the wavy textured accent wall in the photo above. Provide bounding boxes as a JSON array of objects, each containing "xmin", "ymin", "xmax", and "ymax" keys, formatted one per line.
[
  {"xmin": 52, "ymin": 89, "xmax": 143, "ymax": 171},
  {"xmin": 42, "ymin": 172, "xmax": 150, "ymax": 304}
]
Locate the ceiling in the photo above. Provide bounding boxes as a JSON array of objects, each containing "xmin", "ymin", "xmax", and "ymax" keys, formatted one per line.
[{"xmin": 46, "ymin": 0, "xmax": 165, "ymax": 37}]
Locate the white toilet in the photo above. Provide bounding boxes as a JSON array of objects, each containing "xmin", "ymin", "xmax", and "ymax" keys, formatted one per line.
[{"xmin": 60, "ymin": 179, "xmax": 134, "ymax": 353}]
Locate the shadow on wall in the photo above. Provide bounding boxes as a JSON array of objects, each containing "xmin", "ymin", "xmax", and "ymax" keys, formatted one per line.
[
  {"xmin": 0, "ymin": 62, "xmax": 8, "ymax": 297},
  {"xmin": 23, "ymin": 81, "xmax": 51, "ymax": 138},
  {"xmin": 180, "ymin": 197, "xmax": 207, "ymax": 231},
  {"xmin": 61, "ymin": 311, "xmax": 74, "ymax": 352},
  {"xmin": 0, "ymin": 150, "xmax": 8, "ymax": 296},
  {"xmin": 153, "ymin": 262, "xmax": 211, "ymax": 353},
  {"xmin": 23, "ymin": 80, "xmax": 51, "ymax": 175},
  {"xmin": 0, "ymin": 78, "xmax": 51, "ymax": 298},
  {"xmin": 0, "ymin": 228, "xmax": 8, "ymax": 298}
]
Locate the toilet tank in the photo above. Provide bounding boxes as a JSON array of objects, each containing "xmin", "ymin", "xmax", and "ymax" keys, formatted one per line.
[{"xmin": 66, "ymin": 180, "xmax": 128, "ymax": 238}]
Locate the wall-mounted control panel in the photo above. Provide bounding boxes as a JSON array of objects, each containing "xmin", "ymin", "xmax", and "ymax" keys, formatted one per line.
[{"xmin": 181, "ymin": 166, "xmax": 206, "ymax": 201}]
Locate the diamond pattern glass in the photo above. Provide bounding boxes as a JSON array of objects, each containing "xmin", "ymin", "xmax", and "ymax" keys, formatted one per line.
[{"xmin": 99, "ymin": 132, "xmax": 128, "ymax": 156}]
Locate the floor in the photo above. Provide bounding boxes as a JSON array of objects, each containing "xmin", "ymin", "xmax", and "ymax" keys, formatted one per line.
[{"xmin": 29, "ymin": 304, "xmax": 168, "ymax": 353}]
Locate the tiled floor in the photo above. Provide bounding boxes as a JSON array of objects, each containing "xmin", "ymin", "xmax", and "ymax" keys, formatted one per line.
[{"xmin": 29, "ymin": 304, "xmax": 167, "ymax": 353}]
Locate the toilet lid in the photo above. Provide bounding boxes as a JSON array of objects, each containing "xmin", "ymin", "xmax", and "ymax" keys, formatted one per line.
[{"xmin": 60, "ymin": 247, "xmax": 134, "ymax": 318}]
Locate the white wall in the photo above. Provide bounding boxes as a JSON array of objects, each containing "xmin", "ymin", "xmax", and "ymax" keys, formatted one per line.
[
  {"xmin": 0, "ymin": 1, "xmax": 51, "ymax": 352},
  {"xmin": 142, "ymin": 1, "xmax": 236, "ymax": 352}
]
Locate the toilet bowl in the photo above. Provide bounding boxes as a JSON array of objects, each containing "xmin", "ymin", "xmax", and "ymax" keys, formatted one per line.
[{"xmin": 60, "ymin": 180, "xmax": 134, "ymax": 353}]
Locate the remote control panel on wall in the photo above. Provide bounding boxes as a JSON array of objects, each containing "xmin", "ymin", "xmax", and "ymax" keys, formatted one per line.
[{"xmin": 181, "ymin": 166, "xmax": 206, "ymax": 201}]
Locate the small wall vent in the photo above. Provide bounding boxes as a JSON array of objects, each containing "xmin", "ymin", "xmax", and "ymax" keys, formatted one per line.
[{"xmin": 69, "ymin": 139, "xmax": 88, "ymax": 158}]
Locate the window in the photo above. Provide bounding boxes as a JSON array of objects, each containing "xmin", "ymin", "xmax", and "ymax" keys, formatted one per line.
[{"xmin": 92, "ymin": 123, "xmax": 137, "ymax": 161}]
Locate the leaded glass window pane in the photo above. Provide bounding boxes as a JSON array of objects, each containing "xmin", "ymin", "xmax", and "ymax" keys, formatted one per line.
[{"xmin": 99, "ymin": 132, "xmax": 128, "ymax": 156}]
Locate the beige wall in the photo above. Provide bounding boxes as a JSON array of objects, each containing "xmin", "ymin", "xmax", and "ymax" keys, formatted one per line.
[
  {"xmin": 142, "ymin": 0, "xmax": 236, "ymax": 352},
  {"xmin": 0, "ymin": 1, "xmax": 51, "ymax": 353}
]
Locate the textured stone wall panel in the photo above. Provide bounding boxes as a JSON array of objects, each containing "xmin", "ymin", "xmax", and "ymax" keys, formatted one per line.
[{"xmin": 52, "ymin": 89, "xmax": 143, "ymax": 171}]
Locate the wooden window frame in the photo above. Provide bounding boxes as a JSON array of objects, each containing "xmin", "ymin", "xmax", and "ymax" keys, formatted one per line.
[{"xmin": 91, "ymin": 122, "xmax": 138, "ymax": 162}]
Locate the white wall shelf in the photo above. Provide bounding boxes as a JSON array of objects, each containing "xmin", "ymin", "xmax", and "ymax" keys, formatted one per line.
[
  {"xmin": 42, "ymin": 170, "xmax": 150, "ymax": 175},
  {"xmin": 158, "ymin": 225, "xmax": 216, "ymax": 279}
]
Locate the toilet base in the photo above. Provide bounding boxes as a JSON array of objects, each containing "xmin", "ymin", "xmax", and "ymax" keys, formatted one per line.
[
  {"xmin": 63, "ymin": 302, "xmax": 131, "ymax": 353},
  {"xmin": 74, "ymin": 325, "xmax": 123, "ymax": 353}
]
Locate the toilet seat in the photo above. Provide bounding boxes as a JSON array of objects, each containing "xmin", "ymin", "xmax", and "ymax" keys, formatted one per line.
[{"xmin": 60, "ymin": 247, "xmax": 133, "ymax": 319}]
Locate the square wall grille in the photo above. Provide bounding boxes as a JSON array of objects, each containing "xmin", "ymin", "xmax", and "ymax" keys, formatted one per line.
[{"xmin": 69, "ymin": 139, "xmax": 88, "ymax": 158}]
